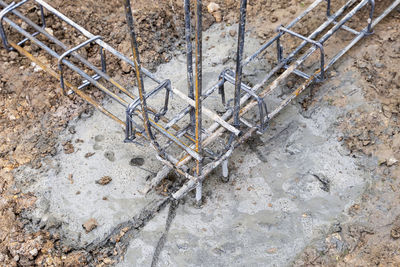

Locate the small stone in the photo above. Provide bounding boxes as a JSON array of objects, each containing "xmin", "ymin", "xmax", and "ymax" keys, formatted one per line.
[
  {"xmin": 207, "ymin": 2, "xmax": 222, "ymax": 23},
  {"xmin": 391, "ymin": 215, "xmax": 400, "ymax": 239},
  {"xmin": 103, "ymin": 258, "xmax": 112, "ymax": 264},
  {"xmin": 213, "ymin": 11, "xmax": 222, "ymax": 23},
  {"xmin": 63, "ymin": 141, "xmax": 74, "ymax": 154},
  {"xmin": 29, "ymin": 248, "xmax": 38, "ymax": 257},
  {"xmin": 376, "ymin": 150, "xmax": 398, "ymax": 166},
  {"xmin": 21, "ymin": 22, "xmax": 29, "ymax": 30},
  {"xmin": 102, "ymin": 197, "xmax": 108, "ymax": 200},
  {"xmin": 220, "ymin": 32, "xmax": 226, "ymax": 38},
  {"xmin": 84, "ymin": 152, "xmax": 95, "ymax": 158},
  {"xmin": 229, "ymin": 29, "xmax": 236, "ymax": 37},
  {"xmin": 362, "ymin": 140, "xmax": 371, "ymax": 146},
  {"xmin": 45, "ymin": 27, "xmax": 54, "ymax": 36},
  {"xmin": 96, "ymin": 176, "xmax": 112, "ymax": 185},
  {"xmin": 387, "ymin": 157, "xmax": 398, "ymax": 167},
  {"xmin": 76, "ymin": 191, "xmax": 81, "ymax": 195},
  {"xmin": 31, "ymin": 62, "xmax": 43, "ymax": 72},
  {"xmin": 121, "ymin": 60, "xmax": 131, "ymax": 73},
  {"xmin": 337, "ymin": 136, "xmax": 343, "ymax": 142},
  {"xmin": 391, "ymin": 227, "xmax": 400, "ymax": 239},
  {"xmin": 378, "ymin": 158, "xmax": 387, "ymax": 166},
  {"xmin": 207, "ymin": 2, "xmax": 220, "ymax": 13},
  {"xmin": 9, "ymin": 51, "xmax": 18, "ymax": 60},
  {"xmin": 82, "ymin": 218, "xmax": 98, "ymax": 233}
]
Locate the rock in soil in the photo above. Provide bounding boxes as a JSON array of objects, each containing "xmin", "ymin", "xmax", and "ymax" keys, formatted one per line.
[
  {"xmin": 391, "ymin": 215, "xmax": 400, "ymax": 239},
  {"xmin": 207, "ymin": 2, "xmax": 222, "ymax": 23},
  {"xmin": 207, "ymin": 2, "xmax": 220, "ymax": 13}
]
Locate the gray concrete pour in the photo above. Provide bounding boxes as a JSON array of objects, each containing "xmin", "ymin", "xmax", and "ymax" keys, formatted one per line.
[
  {"xmin": 14, "ymin": 106, "xmax": 165, "ymax": 247},
  {"xmin": 118, "ymin": 75, "xmax": 370, "ymax": 266},
  {"xmin": 14, "ymin": 23, "xmax": 373, "ymax": 266}
]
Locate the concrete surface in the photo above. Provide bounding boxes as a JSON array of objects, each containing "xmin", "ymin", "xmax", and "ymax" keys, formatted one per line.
[{"xmin": 118, "ymin": 73, "xmax": 371, "ymax": 267}]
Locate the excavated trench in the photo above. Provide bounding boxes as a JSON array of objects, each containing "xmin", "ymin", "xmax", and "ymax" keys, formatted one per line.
[{"xmin": 11, "ymin": 22, "xmax": 377, "ymax": 266}]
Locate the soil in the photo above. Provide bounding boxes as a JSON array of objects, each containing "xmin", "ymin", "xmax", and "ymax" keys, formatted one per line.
[
  {"xmin": 294, "ymin": 6, "xmax": 400, "ymax": 265},
  {"xmin": 0, "ymin": 0, "xmax": 399, "ymax": 266}
]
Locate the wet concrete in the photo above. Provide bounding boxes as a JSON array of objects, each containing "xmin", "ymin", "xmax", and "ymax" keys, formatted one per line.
[
  {"xmin": 118, "ymin": 72, "xmax": 371, "ymax": 266},
  {"xmin": 14, "ymin": 107, "xmax": 165, "ymax": 247},
  {"xmin": 14, "ymin": 23, "xmax": 373, "ymax": 266}
]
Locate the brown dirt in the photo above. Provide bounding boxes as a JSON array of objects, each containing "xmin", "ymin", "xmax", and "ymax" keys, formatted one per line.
[
  {"xmin": 294, "ymin": 4, "xmax": 400, "ymax": 266},
  {"xmin": 0, "ymin": 0, "xmax": 399, "ymax": 266}
]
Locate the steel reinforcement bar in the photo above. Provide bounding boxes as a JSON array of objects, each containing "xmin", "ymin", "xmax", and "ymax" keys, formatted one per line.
[{"xmin": 1, "ymin": 0, "xmax": 399, "ymax": 204}]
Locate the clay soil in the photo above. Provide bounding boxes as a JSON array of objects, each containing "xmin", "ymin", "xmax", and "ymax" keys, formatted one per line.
[{"xmin": 0, "ymin": 0, "xmax": 399, "ymax": 266}]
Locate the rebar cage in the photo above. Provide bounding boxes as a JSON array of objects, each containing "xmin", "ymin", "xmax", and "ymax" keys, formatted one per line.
[{"xmin": 1, "ymin": 0, "xmax": 399, "ymax": 203}]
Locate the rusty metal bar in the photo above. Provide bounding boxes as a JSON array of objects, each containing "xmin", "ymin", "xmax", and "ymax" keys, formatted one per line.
[
  {"xmin": 1, "ymin": 0, "xmax": 398, "ymax": 204},
  {"xmin": 194, "ymin": 0, "xmax": 203, "ymax": 204},
  {"xmin": 184, "ymin": 0, "xmax": 195, "ymax": 133}
]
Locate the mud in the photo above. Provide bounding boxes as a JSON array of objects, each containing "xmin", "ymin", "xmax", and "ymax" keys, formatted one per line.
[{"xmin": 0, "ymin": 0, "xmax": 399, "ymax": 266}]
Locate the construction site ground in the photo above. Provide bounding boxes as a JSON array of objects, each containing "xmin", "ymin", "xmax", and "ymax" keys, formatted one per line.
[{"xmin": 0, "ymin": 0, "xmax": 399, "ymax": 266}]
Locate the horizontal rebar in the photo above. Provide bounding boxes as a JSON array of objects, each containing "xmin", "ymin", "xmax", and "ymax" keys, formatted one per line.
[
  {"xmin": 154, "ymin": 0, "xmax": 362, "ymax": 185},
  {"xmin": 2, "ymin": 0, "xmax": 398, "ymax": 201},
  {"xmin": 172, "ymin": 0, "xmax": 398, "ymax": 198},
  {"xmin": 34, "ymin": 0, "xmax": 162, "ymax": 85}
]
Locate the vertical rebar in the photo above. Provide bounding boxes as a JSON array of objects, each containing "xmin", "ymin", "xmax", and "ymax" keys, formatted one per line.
[
  {"xmin": 222, "ymin": 159, "xmax": 229, "ymax": 182},
  {"xmin": 276, "ymin": 36, "xmax": 283, "ymax": 63},
  {"xmin": 232, "ymin": 0, "xmax": 247, "ymax": 133},
  {"xmin": 326, "ymin": 0, "xmax": 331, "ymax": 17},
  {"xmin": 194, "ymin": 0, "xmax": 203, "ymax": 204},
  {"xmin": 0, "ymin": 0, "xmax": 28, "ymax": 51},
  {"xmin": 367, "ymin": 0, "xmax": 375, "ymax": 34},
  {"xmin": 123, "ymin": 0, "xmax": 155, "ymax": 142},
  {"xmin": 184, "ymin": 0, "xmax": 195, "ymax": 133}
]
